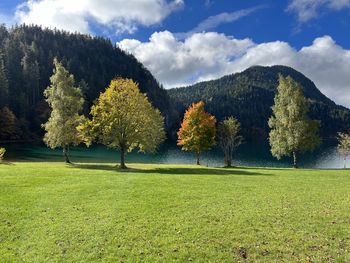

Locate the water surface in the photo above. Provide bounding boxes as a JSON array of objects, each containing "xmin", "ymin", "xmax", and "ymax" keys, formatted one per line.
[{"xmin": 2, "ymin": 141, "xmax": 346, "ymax": 169}]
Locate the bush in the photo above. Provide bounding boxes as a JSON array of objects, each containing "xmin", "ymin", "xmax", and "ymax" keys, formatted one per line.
[{"xmin": 0, "ymin": 147, "xmax": 6, "ymax": 161}]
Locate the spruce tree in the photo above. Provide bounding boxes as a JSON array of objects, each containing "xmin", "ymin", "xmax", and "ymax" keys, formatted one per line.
[
  {"xmin": 0, "ymin": 53, "xmax": 8, "ymax": 108},
  {"xmin": 268, "ymin": 75, "xmax": 320, "ymax": 168}
]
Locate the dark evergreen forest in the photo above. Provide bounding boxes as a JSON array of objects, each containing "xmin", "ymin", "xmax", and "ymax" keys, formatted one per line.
[{"xmin": 0, "ymin": 25, "xmax": 177, "ymax": 141}]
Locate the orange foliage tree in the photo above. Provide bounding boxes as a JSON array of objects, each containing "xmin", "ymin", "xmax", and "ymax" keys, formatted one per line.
[{"xmin": 177, "ymin": 101, "xmax": 216, "ymax": 165}]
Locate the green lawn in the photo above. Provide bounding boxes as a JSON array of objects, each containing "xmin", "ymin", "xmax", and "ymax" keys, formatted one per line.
[{"xmin": 0, "ymin": 162, "xmax": 350, "ymax": 262}]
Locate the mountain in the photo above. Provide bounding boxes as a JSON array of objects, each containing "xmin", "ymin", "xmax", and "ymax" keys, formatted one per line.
[
  {"xmin": 168, "ymin": 65, "xmax": 350, "ymax": 140},
  {"xmin": 0, "ymin": 25, "xmax": 177, "ymax": 141}
]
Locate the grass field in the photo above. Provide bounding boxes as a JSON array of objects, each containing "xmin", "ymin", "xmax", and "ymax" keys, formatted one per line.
[{"xmin": 0, "ymin": 162, "xmax": 350, "ymax": 262}]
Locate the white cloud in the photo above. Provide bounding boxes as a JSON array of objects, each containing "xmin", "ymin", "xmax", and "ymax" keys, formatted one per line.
[
  {"xmin": 176, "ymin": 6, "xmax": 265, "ymax": 39},
  {"xmin": 118, "ymin": 31, "xmax": 254, "ymax": 86},
  {"xmin": 287, "ymin": 0, "xmax": 350, "ymax": 22},
  {"xmin": 15, "ymin": 0, "xmax": 184, "ymax": 34},
  {"xmin": 118, "ymin": 32, "xmax": 350, "ymax": 108}
]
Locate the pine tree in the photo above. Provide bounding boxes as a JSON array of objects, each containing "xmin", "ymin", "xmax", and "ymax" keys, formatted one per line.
[
  {"xmin": 177, "ymin": 101, "xmax": 216, "ymax": 165},
  {"xmin": 0, "ymin": 53, "xmax": 9, "ymax": 108},
  {"xmin": 78, "ymin": 78, "xmax": 166, "ymax": 169},
  {"xmin": 268, "ymin": 75, "xmax": 320, "ymax": 168},
  {"xmin": 42, "ymin": 58, "xmax": 84, "ymax": 163},
  {"xmin": 21, "ymin": 42, "xmax": 40, "ymax": 106}
]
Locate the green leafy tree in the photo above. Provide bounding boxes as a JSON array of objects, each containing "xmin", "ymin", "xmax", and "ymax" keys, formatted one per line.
[
  {"xmin": 217, "ymin": 117, "xmax": 243, "ymax": 167},
  {"xmin": 78, "ymin": 78, "xmax": 166, "ymax": 169},
  {"xmin": 177, "ymin": 101, "xmax": 216, "ymax": 165},
  {"xmin": 268, "ymin": 75, "xmax": 320, "ymax": 168},
  {"xmin": 337, "ymin": 132, "xmax": 350, "ymax": 169},
  {"xmin": 42, "ymin": 59, "xmax": 84, "ymax": 163}
]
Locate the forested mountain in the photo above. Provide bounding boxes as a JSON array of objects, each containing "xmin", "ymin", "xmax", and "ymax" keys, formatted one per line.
[
  {"xmin": 168, "ymin": 66, "xmax": 350, "ymax": 140},
  {"xmin": 1, "ymin": 25, "xmax": 349, "ymax": 143},
  {"xmin": 0, "ymin": 25, "xmax": 177, "ymax": 141}
]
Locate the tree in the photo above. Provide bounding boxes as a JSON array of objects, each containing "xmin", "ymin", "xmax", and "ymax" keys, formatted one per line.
[
  {"xmin": 268, "ymin": 75, "xmax": 320, "ymax": 168},
  {"xmin": 337, "ymin": 132, "xmax": 350, "ymax": 169},
  {"xmin": 42, "ymin": 58, "xmax": 84, "ymax": 163},
  {"xmin": 177, "ymin": 101, "xmax": 216, "ymax": 165},
  {"xmin": 0, "ymin": 147, "xmax": 5, "ymax": 161},
  {"xmin": 0, "ymin": 53, "xmax": 8, "ymax": 108},
  {"xmin": 78, "ymin": 78, "xmax": 166, "ymax": 169},
  {"xmin": 217, "ymin": 117, "xmax": 243, "ymax": 167},
  {"xmin": 0, "ymin": 106, "xmax": 20, "ymax": 140},
  {"xmin": 21, "ymin": 42, "xmax": 40, "ymax": 107}
]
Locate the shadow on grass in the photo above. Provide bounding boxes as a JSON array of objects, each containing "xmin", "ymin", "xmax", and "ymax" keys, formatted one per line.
[
  {"xmin": 69, "ymin": 163, "xmax": 273, "ymax": 176},
  {"xmin": 0, "ymin": 161, "xmax": 15, "ymax": 165}
]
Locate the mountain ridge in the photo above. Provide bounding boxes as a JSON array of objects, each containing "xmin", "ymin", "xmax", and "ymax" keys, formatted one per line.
[{"xmin": 168, "ymin": 65, "xmax": 350, "ymax": 140}]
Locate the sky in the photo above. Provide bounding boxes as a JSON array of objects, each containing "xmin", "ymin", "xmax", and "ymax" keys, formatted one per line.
[{"xmin": 1, "ymin": 0, "xmax": 350, "ymax": 107}]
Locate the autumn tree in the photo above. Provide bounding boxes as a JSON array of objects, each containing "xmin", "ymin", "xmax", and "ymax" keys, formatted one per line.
[
  {"xmin": 0, "ymin": 147, "xmax": 5, "ymax": 161},
  {"xmin": 337, "ymin": 132, "xmax": 350, "ymax": 169},
  {"xmin": 42, "ymin": 59, "xmax": 84, "ymax": 163},
  {"xmin": 0, "ymin": 107, "xmax": 20, "ymax": 140},
  {"xmin": 177, "ymin": 101, "xmax": 216, "ymax": 165},
  {"xmin": 217, "ymin": 117, "xmax": 243, "ymax": 167},
  {"xmin": 269, "ymin": 75, "xmax": 320, "ymax": 168},
  {"xmin": 78, "ymin": 78, "xmax": 166, "ymax": 169}
]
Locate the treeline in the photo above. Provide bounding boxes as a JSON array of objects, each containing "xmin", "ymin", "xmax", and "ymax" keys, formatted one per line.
[
  {"xmin": 168, "ymin": 65, "xmax": 350, "ymax": 140},
  {"xmin": 0, "ymin": 24, "xmax": 176, "ymax": 141}
]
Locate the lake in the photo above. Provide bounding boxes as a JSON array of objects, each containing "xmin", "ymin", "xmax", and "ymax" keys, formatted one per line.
[{"xmin": 2, "ymin": 140, "xmax": 346, "ymax": 169}]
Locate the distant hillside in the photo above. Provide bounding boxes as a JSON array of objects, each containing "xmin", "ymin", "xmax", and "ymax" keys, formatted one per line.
[
  {"xmin": 168, "ymin": 65, "xmax": 350, "ymax": 140},
  {"xmin": 0, "ymin": 25, "xmax": 177, "ymax": 141}
]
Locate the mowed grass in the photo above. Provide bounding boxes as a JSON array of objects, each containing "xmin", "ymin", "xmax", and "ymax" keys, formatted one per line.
[{"xmin": 0, "ymin": 162, "xmax": 350, "ymax": 262}]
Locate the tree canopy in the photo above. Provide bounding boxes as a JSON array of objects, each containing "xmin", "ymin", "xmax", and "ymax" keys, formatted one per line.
[
  {"xmin": 177, "ymin": 101, "xmax": 216, "ymax": 165},
  {"xmin": 78, "ymin": 78, "xmax": 166, "ymax": 169},
  {"xmin": 268, "ymin": 75, "xmax": 320, "ymax": 168},
  {"xmin": 42, "ymin": 59, "xmax": 84, "ymax": 163}
]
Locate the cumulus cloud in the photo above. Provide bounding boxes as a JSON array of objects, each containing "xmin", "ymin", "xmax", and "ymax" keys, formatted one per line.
[
  {"xmin": 118, "ymin": 32, "xmax": 350, "ymax": 107},
  {"xmin": 119, "ymin": 31, "xmax": 254, "ymax": 86},
  {"xmin": 15, "ymin": 0, "xmax": 184, "ymax": 34},
  {"xmin": 287, "ymin": 0, "xmax": 350, "ymax": 22}
]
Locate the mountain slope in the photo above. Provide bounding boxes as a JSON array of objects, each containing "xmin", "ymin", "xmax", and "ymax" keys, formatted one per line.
[
  {"xmin": 0, "ymin": 25, "xmax": 177, "ymax": 140},
  {"xmin": 168, "ymin": 65, "xmax": 350, "ymax": 139}
]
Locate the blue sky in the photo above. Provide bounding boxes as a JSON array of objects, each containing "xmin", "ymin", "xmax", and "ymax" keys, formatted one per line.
[{"xmin": 1, "ymin": 0, "xmax": 350, "ymax": 107}]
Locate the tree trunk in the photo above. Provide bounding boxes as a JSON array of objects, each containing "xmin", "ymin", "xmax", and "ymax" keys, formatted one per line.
[
  {"xmin": 196, "ymin": 151, "xmax": 200, "ymax": 165},
  {"xmin": 226, "ymin": 158, "xmax": 232, "ymax": 167},
  {"xmin": 293, "ymin": 151, "xmax": 298, "ymax": 169},
  {"xmin": 63, "ymin": 145, "xmax": 71, "ymax": 164},
  {"xmin": 120, "ymin": 145, "xmax": 127, "ymax": 169},
  {"xmin": 225, "ymin": 151, "xmax": 232, "ymax": 167},
  {"xmin": 344, "ymin": 157, "xmax": 347, "ymax": 169}
]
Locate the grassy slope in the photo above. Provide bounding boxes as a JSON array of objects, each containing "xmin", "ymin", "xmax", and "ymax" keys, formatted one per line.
[{"xmin": 0, "ymin": 163, "xmax": 350, "ymax": 262}]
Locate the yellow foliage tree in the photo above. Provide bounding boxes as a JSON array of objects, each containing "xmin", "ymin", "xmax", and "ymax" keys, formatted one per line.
[
  {"xmin": 78, "ymin": 78, "xmax": 166, "ymax": 169},
  {"xmin": 177, "ymin": 101, "xmax": 216, "ymax": 165}
]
